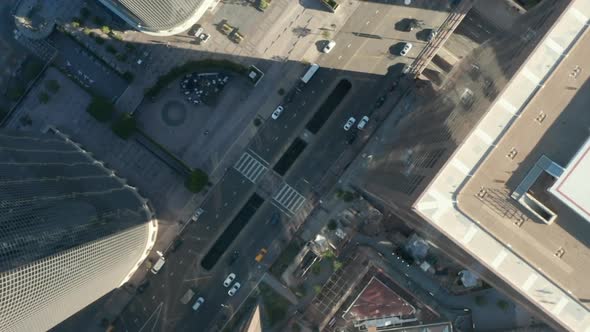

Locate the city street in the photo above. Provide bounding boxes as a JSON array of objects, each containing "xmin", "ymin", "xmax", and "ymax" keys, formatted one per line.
[{"xmin": 113, "ymin": 1, "xmax": 457, "ymax": 331}]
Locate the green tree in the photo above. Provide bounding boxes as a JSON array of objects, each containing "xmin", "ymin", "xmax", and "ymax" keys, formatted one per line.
[
  {"xmin": 313, "ymin": 285, "xmax": 322, "ymax": 294},
  {"xmin": 496, "ymin": 299, "xmax": 509, "ymax": 311},
  {"xmin": 86, "ymin": 97, "xmax": 114, "ymax": 122},
  {"xmin": 333, "ymin": 260, "xmax": 343, "ymax": 271},
  {"xmin": 327, "ymin": 219, "xmax": 337, "ymax": 230},
  {"xmin": 80, "ymin": 7, "xmax": 90, "ymax": 20},
  {"xmin": 106, "ymin": 45, "xmax": 117, "ymax": 54},
  {"xmin": 185, "ymin": 169, "xmax": 209, "ymax": 193},
  {"xmin": 311, "ymin": 262, "xmax": 321, "ymax": 275},
  {"xmin": 45, "ymin": 80, "xmax": 60, "ymax": 93},
  {"xmin": 38, "ymin": 92, "xmax": 50, "ymax": 104},
  {"xmin": 7, "ymin": 85, "xmax": 25, "ymax": 101},
  {"xmin": 101, "ymin": 25, "xmax": 111, "ymax": 34},
  {"xmin": 475, "ymin": 295, "xmax": 487, "ymax": 306},
  {"xmin": 111, "ymin": 113, "xmax": 136, "ymax": 139}
]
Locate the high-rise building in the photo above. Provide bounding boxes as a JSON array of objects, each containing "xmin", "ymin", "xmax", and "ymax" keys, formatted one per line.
[
  {"xmin": 0, "ymin": 128, "xmax": 158, "ymax": 331},
  {"xmin": 353, "ymin": 0, "xmax": 590, "ymax": 331},
  {"xmin": 97, "ymin": 0, "xmax": 218, "ymax": 36}
]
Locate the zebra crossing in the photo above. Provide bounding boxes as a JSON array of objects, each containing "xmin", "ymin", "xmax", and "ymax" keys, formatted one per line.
[
  {"xmin": 273, "ymin": 183, "xmax": 306, "ymax": 215},
  {"xmin": 234, "ymin": 151, "xmax": 268, "ymax": 183}
]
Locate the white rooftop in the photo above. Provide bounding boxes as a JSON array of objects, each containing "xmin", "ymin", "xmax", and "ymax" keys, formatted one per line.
[{"xmin": 549, "ymin": 136, "xmax": 590, "ymax": 222}]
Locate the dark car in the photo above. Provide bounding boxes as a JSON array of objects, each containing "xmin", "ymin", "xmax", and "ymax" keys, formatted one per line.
[
  {"xmin": 398, "ymin": 18, "xmax": 422, "ymax": 32},
  {"xmin": 228, "ymin": 250, "xmax": 240, "ymax": 266},
  {"xmin": 270, "ymin": 212, "xmax": 281, "ymax": 225},
  {"xmin": 346, "ymin": 132, "xmax": 358, "ymax": 145},
  {"xmin": 170, "ymin": 238, "xmax": 183, "ymax": 252},
  {"xmin": 137, "ymin": 280, "xmax": 150, "ymax": 293}
]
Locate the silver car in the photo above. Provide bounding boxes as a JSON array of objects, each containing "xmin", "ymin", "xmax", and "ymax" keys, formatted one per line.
[
  {"xmin": 323, "ymin": 40, "xmax": 336, "ymax": 53},
  {"xmin": 223, "ymin": 273, "xmax": 236, "ymax": 287},
  {"xmin": 271, "ymin": 105, "xmax": 284, "ymax": 120},
  {"xmin": 228, "ymin": 282, "xmax": 241, "ymax": 296},
  {"xmin": 192, "ymin": 297, "xmax": 204, "ymax": 311}
]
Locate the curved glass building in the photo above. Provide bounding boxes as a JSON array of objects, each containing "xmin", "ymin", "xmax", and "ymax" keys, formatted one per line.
[
  {"xmin": 0, "ymin": 128, "xmax": 158, "ymax": 331},
  {"xmin": 98, "ymin": 0, "xmax": 218, "ymax": 36}
]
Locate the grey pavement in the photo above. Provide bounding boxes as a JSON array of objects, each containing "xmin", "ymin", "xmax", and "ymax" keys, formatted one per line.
[{"xmin": 261, "ymin": 273, "xmax": 299, "ymax": 305}]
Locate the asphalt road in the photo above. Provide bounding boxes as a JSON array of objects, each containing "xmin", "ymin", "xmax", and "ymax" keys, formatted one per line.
[{"xmin": 113, "ymin": 2, "xmax": 454, "ymax": 331}]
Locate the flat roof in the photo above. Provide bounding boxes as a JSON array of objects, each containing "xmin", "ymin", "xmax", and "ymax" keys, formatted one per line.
[
  {"xmin": 343, "ymin": 276, "xmax": 415, "ymax": 321},
  {"xmin": 414, "ymin": 0, "xmax": 590, "ymax": 330},
  {"xmin": 549, "ymin": 136, "xmax": 590, "ymax": 222}
]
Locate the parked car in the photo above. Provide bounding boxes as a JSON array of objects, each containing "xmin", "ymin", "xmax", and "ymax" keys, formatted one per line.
[
  {"xmin": 199, "ymin": 33, "xmax": 210, "ymax": 44},
  {"xmin": 137, "ymin": 280, "xmax": 150, "ymax": 293},
  {"xmin": 192, "ymin": 297, "xmax": 205, "ymax": 311},
  {"xmin": 322, "ymin": 40, "xmax": 336, "ymax": 53},
  {"xmin": 255, "ymin": 248, "xmax": 268, "ymax": 262},
  {"xmin": 223, "ymin": 273, "xmax": 236, "ymax": 287},
  {"xmin": 190, "ymin": 24, "xmax": 203, "ymax": 37},
  {"xmin": 271, "ymin": 105, "xmax": 284, "ymax": 120},
  {"xmin": 428, "ymin": 29, "xmax": 438, "ymax": 42},
  {"xmin": 228, "ymin": 283, "xmax": 241, "ymax": 296},
  {"xmin": 343, "ymin": 117, "xmax": 356, "ymax": 131},
  {"xmin": 357, "ymin": 116, "xmax": 369, "ymax": 130},
  {"xmin": 400, "ymin": 42, "xmax": 413, "ymax": 56},
  {"xmin": 270, "ymin": 212, "xmax": 280, "ymax": 225},
  {"xmin": 191, "ymin": 208, "xmax": 205, "ymax": 222}
]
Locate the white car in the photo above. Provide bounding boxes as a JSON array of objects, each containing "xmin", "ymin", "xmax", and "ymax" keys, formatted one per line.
[
  {"xmin": 343, "ymin": 117, "xmax": 356, "ymax": 131},
  {"xmin": 357, "ymin": 116, "xmax": 369, "ymax": 130},
  {"xmin": 223, "ymin": 273, "xmax": 236, "ymax": 287},
  {"xmin": 428, "ymin": 29, "xmax": 437, "ymax": 42},
  {"xmin": 191, "ymin": 208, "xmax": 204, "ymax": 222},
  {"xmin": 323, "ymin": 40, "xmax": 336, "ymax": 53},
  {"xmin": 199, "ymin": 33, "xmax": 210, "ymax": 44},
  {"xmin": 271, "ymin": 105, "xmax": 284, "ymax": 120},
  {"xmin": 228, "ymin": 282, "xmax": 241, "ymax": 296},
  {"xmin": 192, "ymin": 297, "xmax": 205, "ymax": 311},
  {"xmin": 400, "ymin": 42, "xmax": 412, "ymax": 56}
]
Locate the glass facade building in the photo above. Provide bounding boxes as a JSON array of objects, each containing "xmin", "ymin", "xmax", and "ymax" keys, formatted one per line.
[{"xmin": 0, "ymin": 128, "xmax": 157, "ymax": 331}]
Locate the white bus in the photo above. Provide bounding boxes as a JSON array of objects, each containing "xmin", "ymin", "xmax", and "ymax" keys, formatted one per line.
[{"xmin": 300, "ymin": 63, "xmax": 320, "ymax": 84}]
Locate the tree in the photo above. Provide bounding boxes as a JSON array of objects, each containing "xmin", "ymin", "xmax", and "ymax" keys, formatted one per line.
[
  {"xmin": 86, "ymin": 97, "xmax": 115, "ymax": 122},
  {"xmin": 112, "ymin": 113, "xmax": 136, "ymax": 139},
  {"xmin": 253, "ymin": 118, "xmax": 262, "ymax": 127},
  {"xmin": 313, "ymin": 285, "xmax": 322, "ymax": 294},
  {"xmin": 475, "ymin": 295, "xmax": 487, "ymax": 306},
  {"xmin": 101, "ymin": 25, "xmax": 111, "ymax": 34},
  {"xmin": 311, "ymin": 262, "xmax": 321, "ymax": 275},
  {"xmin": 327, "ymin": 219, "xmax": 337, "ymax": 230},
  {"xmin": 45, "ymin": 80, "xmax": 60, "ymax": 93},
  {"xmin": 38, "ymin": 92, "xmax": 50, "ymax": 104},
  {"xmin": 185, "ymin": 169, "xmax": 209, "ymax": 193},
  {"xmin": 333, "ymin": 260, "xmax": 343, "ymax": 271},
  {"xmin": 80, "ymin": 7, "xmax": 90, "ymax": 20},
  {"xmin": 496, "ymin": 299, "xmax": 509, "ymax": 311}
]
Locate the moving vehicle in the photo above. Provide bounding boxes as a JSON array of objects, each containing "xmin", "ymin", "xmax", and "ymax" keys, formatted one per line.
[
  {"xmin": 343, "ymin": 117, "xmax": 356, "ymax": 131},
  {"xmin": 180, "ymin": 289, "xmax": 195, "ymax": 304},
  {"xmin": 223, "ymin": 273, "xmax": 236, "ymax": 287},
  {"xmin": 271, "ymin": 105, "xmax": 284, "ymax": 120},
  {"xmin": 322, "ymin": 40, "xmax": 336, "ymax": 53},
  {"xmin": 192, "ymin": 297, "xmax": 205, "ymax": 311},
  {"xmin": 228, "ymin": 283, "xmax": 241, "ymax": 296},
  {"xmin": 400, "ymin": 42, "xmax": 412, "ymax": 56},
  {"xmin": 357, "ymin": 116, "xmax": 369, "ymax": 130},
  {"xmin": 151, "ymin": 256, "xmax": 165, "ymax": 274},
  {"xmin": 300, "ymin": 63, "xmax": 320, "ymax": 84},
  {"xmin": 255, "ymin": 248, "xmax": 268, "ymax": 262},
  {"xmin": 228, "ymin": 250, "xmax": 240, "ymax": 265}
]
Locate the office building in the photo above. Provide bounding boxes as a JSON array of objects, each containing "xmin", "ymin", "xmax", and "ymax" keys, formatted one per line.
[
  {"xmin": 0, "ymin": 128, "xmax": 157, "ymax": 331},
  {"xmin": 354, "ymin": 0, "xmax": 590, "ymax": 330},
  {"xmin": 97, "ymin": 0, "xmax": 218, "ymax": 36}
]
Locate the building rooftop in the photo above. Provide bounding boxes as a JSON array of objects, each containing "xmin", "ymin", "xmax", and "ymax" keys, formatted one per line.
[
  {"xmin": 343, "ymin": 276, "xmax": 415, "ymax": 322},
  {"xmin": 549, "ymin": 136, "xmax": 590, "ymax": 222},
  {"xmin": 414, "ymin": 1, "xmax": 590, "ymax": 330}
]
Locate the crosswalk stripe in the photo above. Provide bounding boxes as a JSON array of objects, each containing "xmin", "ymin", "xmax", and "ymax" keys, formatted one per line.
[
  {"xmin": 273, "ymin": 183, "xmax": 306, "ymax": 215},
  {"xmin": 234, "ymin": 152, "xmax": 267, "ymax": 183}
]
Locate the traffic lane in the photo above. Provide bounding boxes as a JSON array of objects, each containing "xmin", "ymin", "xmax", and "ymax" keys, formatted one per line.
[
  {"xmin": 249, "ymin": 69, "xmax": 340, "ymax": 163},
  {"xmin": 282, "ymin": 77, "xmax": 385, "ymax": 196},
  {"xmin": 178, "ymin": 202, "xmax": 288, "ymax": 331}
]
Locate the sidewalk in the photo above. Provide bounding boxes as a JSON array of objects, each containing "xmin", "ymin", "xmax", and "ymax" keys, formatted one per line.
[{"xmin": 261, "ymin": 273, "xmax": 299, "ymax": 305}]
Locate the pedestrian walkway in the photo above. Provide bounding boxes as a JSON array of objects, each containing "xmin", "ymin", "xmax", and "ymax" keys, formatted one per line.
[
  {"xmin": 234, "ymin": 151, "xmax": 268, "ymax": 183},
  {"xmin": 272, "ymin": 183, "xmax": 306, "ymax": 215}
]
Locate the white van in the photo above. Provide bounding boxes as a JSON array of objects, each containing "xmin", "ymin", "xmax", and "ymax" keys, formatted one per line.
[{"xmin": 151, "ymin": 256, "xmax": 166, "ymax": 274}]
